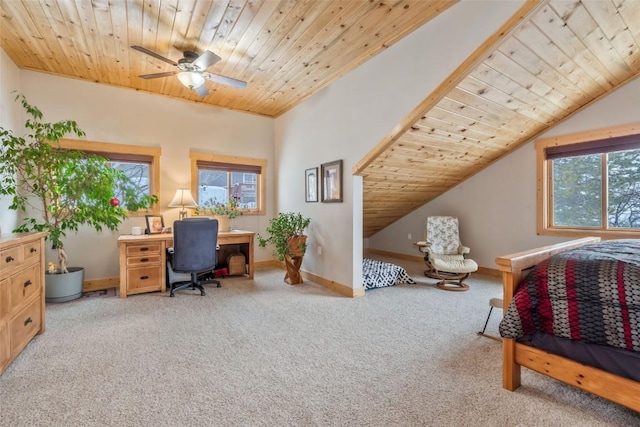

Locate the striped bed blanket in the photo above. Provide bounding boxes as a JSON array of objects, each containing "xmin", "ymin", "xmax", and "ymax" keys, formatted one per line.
[{"xmin": 499, "ymin": 239, "xmax": 640, "ymax": 352}]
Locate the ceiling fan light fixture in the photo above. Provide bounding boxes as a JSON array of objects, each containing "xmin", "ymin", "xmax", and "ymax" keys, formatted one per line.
[{"xmin": 177, "ymin": 71, "xmax": 205, "ymax": 89}]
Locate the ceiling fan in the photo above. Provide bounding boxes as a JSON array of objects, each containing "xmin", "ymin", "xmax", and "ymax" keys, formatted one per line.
[{"xmin": 131, "ymin": 45, "xmax": 247, "ymax": 96}]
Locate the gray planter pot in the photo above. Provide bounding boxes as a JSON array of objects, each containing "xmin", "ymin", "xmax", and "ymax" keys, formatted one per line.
[{"xmin": 45, "ymin": 267, "xmax": 84, "ymax": 303}]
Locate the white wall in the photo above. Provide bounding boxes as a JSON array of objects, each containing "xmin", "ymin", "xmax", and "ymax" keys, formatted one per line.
[
  {"xmin": 274, "ymin": 1, "xmax": 525, "ymax": 287},
  {"xmin": 0, "ymin": 48, "xmax": 22, "ymax": 234},
  {"xmin": 14, "ymin": 70, "xmax": 274, "ymax": 279},
  {"xmin": 368, "ymin": 75, "xmax": 640, "ymax": 269}
]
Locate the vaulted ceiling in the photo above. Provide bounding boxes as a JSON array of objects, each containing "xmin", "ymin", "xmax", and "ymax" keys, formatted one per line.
[
  {"xmin": 355, "ymin": 0, "xmax": 640, "ymax": 236},
  {"xmin": 1, "ymin": 1, "xmax": 639, "ymax": 238},
  {"xmin": 0, "ymin": 0, "xmax": 455, "ymax": 117}
]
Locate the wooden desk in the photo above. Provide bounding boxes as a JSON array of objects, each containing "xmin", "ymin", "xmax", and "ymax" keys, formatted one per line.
[{"xmin": 117, "ymin": 230, "xmax": 255, "ymax": 298}]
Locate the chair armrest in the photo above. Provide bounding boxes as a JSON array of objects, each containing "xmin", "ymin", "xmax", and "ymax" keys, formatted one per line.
[
  {"xmin": 459, "ymin": 246, "xmax": 470, "ymax": 254},
  {"xmin": 415, "ymin": 241, "xmax": 429, "ymax": 254}
]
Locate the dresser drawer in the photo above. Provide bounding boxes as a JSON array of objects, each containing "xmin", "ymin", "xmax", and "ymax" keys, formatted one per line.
[
  {"xmin": 22, "ymin": 241, "xmax": 41, "ymax": 263},
  {"xmin": 0, "ymin": 277, "xmax": 9, "ymax": 321},
  {"xmin": 10, "ymin": 264, "xmax": 40, "ymax": 312},
  {"xmin": 126, "ymin": 244, "xmax": 161, "ymax": 257},
  {"xmin": 127, "ymin": 266, "xmax": 162, "ymax": 291},
  {"xmin": 0, "ymin": 322, "xmax": 9, "ymax": 372},
  {"xmin": 126, "ymin": 255, "xmax": 161, "ymax": 267},
  {"xmin": 0, "ymin": 245, "xmax": 23, "ymax": 274},
  {"xmin": 10, "ymin": 296, "xmax": 41, "ymax": 356}
]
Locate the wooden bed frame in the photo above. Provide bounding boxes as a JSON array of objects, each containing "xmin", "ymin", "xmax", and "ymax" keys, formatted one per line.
[{"xmin": 495, "ymin": 237, "xmax": 640, "ymax": 413}]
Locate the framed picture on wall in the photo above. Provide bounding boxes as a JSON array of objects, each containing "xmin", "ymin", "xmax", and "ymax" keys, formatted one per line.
[
  {"xmin": 305, "ymin": 167, "xmax": 318, "ymax": 202},
  {"xmin": 145, "ymin": 215, "xmax": 164, "ymax": 234},
  {"xmin": 321, "ymin": 160, "xmax": 342, "ymax": 203}
]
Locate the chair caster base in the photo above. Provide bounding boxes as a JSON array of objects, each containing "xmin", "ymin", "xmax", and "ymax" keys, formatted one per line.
[
  {"xmin": 424, "ymin": 270, "xmax": 471, "ymax": 291},
  {"xmin": 436, "ymin": 281, "xmax": 470, "ymax": 292}
]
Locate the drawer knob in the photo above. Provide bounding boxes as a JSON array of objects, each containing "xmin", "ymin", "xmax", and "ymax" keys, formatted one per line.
[
  {"xmin": 140, "ymin": 275, "xmax": 149, "ymax": 280},
  {"xmin": 30, "ymin": 247, "xmax": 37, "ymax": 253},
  {"xmin": 140, "ymin": 247, "xmax": 149, "ymax": 252},
  {"xmin": 140, "ymin": 258, "xmax": 149, "ymax": 262},
  {"xmin": 24, "ymin": 279, "xmax": 32, "ymax": 288},
  {"xmin": 24, "ymin": 317, "xmax": 33, "ymax": 326},
  {"xmin": 5, "ymin": 256, "xmax": 14, "ymax": 263}
]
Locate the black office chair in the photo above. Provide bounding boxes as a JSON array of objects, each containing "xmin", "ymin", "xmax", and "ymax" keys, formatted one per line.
[{"xmin": 166, "ymin": 218, "xmax": 221, "ymax": 297}]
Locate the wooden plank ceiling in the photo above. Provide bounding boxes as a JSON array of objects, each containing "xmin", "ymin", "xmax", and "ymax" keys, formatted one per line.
[
  {"xmin": 0, "ymin": 0, "xmax": 455, "ymax": 117},
  {"xmin": 355, "ymin": 0, "xmax": 640, "ymax": 237},
  {"xmin": 1, "ymin": 1, "xmax": 639, "ymax": 239}
]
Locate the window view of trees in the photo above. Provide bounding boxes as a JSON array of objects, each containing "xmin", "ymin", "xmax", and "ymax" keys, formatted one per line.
[
  {"xmin": 608, "ymin": 150, "xmax": 640, "ymax": 228},
  {"xmin": 552, "ymin": 149, "xmax": 640, "ymax": 230},
  {"xmin": 109, "ymin": 161, "xmax": 151, "ymax": 210}
]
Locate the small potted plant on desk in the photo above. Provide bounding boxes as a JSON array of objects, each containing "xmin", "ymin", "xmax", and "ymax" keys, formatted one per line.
[
  {"xmin": 0, "ymin": 95, "xmax": 155, "ymax": 302},
  {"xmin": 198, "ymin": 197, "xmax": 243, "ymax": 231},
  {"xmin": 257, "ymin": 212, "xmax": 311, "ymax": 285}
]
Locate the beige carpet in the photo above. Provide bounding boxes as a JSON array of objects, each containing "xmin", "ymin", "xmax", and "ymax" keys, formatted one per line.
[{"xmin": 1, "ymin": 258, "xmax": 638, "ymax": 426}]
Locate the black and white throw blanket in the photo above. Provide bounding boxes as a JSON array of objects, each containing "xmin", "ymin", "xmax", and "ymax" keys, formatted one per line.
[{"xmin": 363, "ymin": 258, "xmax": 416, "ymax": 290}]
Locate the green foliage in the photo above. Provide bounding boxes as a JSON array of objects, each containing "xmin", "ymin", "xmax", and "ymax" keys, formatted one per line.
[
  {"xmin": 552, "ymin": 155, "xmax": 602, "ymax": 227},
  {"xmin": 0, "ymin": 94, "xmax": 154, "ymax": 255},
  {"xmin": 197, "ymin": 196, "xmax": 243, "ymax": 219},
  {"xmin": 257, "ymin": 212, "xmax": 310, "ymax": 262},
  {"xmin": 552, "ymin": 149, "xmax": 640, "ymax": 229}
]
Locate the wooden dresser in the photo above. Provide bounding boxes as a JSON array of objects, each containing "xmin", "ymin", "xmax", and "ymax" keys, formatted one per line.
[{"xmin": 0, "ymin": 232, "xmax": 46, "ymax": 376}]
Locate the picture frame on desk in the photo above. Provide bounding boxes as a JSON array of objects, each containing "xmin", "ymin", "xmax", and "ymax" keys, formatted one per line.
[{"xmin": 145, "ymin": 214, "xmax": 164, "ymax": 234}]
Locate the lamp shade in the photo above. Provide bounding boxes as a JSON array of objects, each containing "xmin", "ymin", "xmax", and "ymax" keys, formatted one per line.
[
  {"xmin": 168, "ymin": 189, "xmax": 198, "ymax": 209},
  {"xmin": 177, "ymin": 71, "xmax": 205, "ymax": 89}
]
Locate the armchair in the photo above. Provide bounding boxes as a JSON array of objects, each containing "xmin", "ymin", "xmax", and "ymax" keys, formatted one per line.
[
  {"xmin": 166, "ymin": 218, "xmax": 221, "ymax": 297},
  {"xmin": 416, "ymin": 216, "xmax": 478, "ymax": 291}
]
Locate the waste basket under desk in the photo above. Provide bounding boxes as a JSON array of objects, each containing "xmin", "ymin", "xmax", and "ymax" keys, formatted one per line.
[{"xmin": 117, "ymin": 230, "xmax": 255, "ymax": 298}]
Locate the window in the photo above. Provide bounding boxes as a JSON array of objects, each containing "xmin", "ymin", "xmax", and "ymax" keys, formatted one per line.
[
  {"xmin": 536, "ymin": 124, "xmax": 640, "ymax": 238},
  {"xmin": 190, "ymin": 152, "xmax": 267, "ymax": 215},
  {"xmin": 58, "ymin": 139, "xmax": 161, "ymax": 215}
]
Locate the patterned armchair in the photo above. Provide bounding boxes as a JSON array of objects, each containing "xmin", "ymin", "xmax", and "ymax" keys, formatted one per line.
[{"xmin": 416, "ymin": 216, "xmax": 478, "ymax": 291}]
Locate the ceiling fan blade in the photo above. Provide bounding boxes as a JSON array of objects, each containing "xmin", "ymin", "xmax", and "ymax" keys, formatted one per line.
[
  {"xmin": 202, "ymin": 72, "xmax": 247, "ymax": 89},
  {"xmin": 138, "ymin": 71, "xmax": 177, "ymax": 79},
  {"xmin": 131, "ymin": 45, "xmax": 177, "ymax": 66},
  {"xmin": 195, "ymin": 84, "xmax": 209, "ymax": 97},
  {"xmin": 193, "ymin": 50, "xmax": 221, "ymax": 71}
]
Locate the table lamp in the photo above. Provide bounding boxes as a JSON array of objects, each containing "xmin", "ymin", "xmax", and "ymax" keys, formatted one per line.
[{"xmin": 168, "ymin": 188, "xmax": 198, "ymax": 220}]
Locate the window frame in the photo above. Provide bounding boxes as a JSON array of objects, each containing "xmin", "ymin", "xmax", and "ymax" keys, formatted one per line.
[
  {"xmin": 190, "ymin": 151, "xmax": 267, "ymax": 215},
  {"xmin": 536, "ymin": 123, "xmax": 640, "ymax": 239},
  {"xmin": 58, "ymin": 139, "xmax": 161, "ymax": 216}
]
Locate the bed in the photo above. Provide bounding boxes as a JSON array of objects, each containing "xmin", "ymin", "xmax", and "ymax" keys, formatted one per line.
[
  {"xmin": 495, "ymin": 237, "xmax": 640, "ymax": 412},
  {"xmin": 363, "ymin": 258, "xmax": 416, "ymax": 290}
]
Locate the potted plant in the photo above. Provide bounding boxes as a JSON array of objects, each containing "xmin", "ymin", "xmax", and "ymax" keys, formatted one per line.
[
  {"xmin": 197, "ymin": 196, "xmax": 242, "ymax": 231},
  {"xmin": 0, "ymin": 94, "xmax": 153, "ymax": 302},
  {"xmin": 257, "ymin": 212, "xmax": 311, "ymax": 284}
]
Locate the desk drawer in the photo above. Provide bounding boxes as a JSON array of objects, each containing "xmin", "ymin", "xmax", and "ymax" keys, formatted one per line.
[
  {"xmin": 127, "ymin": 266, "xmax": 162, "ymax": 291},
  {"xmin": 126, "ymin": 244, "xmax": 161, "ymax": 257},
  {"xmin": 126, "ymin": 255, "xmax": 161, "ymax": 267},
  {"xmin": 10, "ymin": 296, "xmax": 41, "ymax": 356}
]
